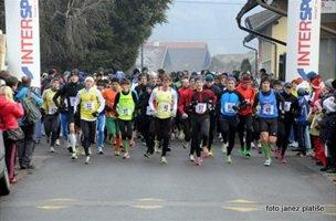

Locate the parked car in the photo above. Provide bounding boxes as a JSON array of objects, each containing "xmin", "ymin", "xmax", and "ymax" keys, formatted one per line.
[{"xmin": 0, "ymin": 131, "xmax": 10, "ymax": 196}]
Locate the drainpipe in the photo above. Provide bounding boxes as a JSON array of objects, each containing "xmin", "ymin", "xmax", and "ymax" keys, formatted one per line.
[
  {"xmin": 236, "ymin": 1, "xmax": 287, "ymax": 46},
  {"xmin": 260, "ymin": 38, "xmax": 278, "ymax": 76},
  {"xmin": 243, "ymin": 40, "xmax": 258, "ymax": 75},
  {"xmin": 256, "ymin": 0, "xmax": 336, "ymax": 36}
]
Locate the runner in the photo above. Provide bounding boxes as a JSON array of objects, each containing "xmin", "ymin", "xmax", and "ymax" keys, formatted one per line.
[
  {"xmin": 42, "ymin": 79, "xmax": 61, "ymax": 153},
  {"xmin": 188, "ymin": 77, "xmax": 216, "ymax": 165},
  {"xmin": 102, "ymin": 78, "xmax": 122, "ymax": 156},
  {"xmin": 113, "ymin": 79, "xmax": 138, "ymax": 159},
  {"xmin": 202, "ymin": 74, "xmax": 221, "ymax": 156},
  {"xmin": 253, "ymin": 77, "xmax": 284, "ymax": 166},
  {"xmin": 219, "ymin": 77, "xmax": 245, "ymax": 164},
  {"xmin": 277, "ymin": 82, "xmax": 298, "ymax": 163},
  {"xmin": 178, "ymin": 77, "xmax": 193, "ymax": 149},
  {"xmin": 53, "ymin": 70, "xmax": 83, "ymax": 159},
  {"xmin": 140, "ymin": 84, "xmax": 157, "ymax": 158},
  {"xmin": 96, "ymin": 80, "xmax": 107, "ymax": 154},
  {"xmin": 236, "ymin": 74, "xmax": 256, "ymax": 158},
  {"xmin": 74, "ymin": 76, "xmax": 105, "ymax": 164},
  {"xmin": 148, "ymin": 73, "xmax": 178, "ymax": 164}
]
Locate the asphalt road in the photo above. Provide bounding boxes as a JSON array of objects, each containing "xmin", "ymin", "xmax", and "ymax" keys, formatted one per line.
[{"xmin": 0, "ymin": 140, "xmax": 335, "ymax": 221}]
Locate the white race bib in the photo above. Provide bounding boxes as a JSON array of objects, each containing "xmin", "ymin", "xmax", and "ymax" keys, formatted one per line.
[
  {"xmin": 262, "ymin": 104, "xmax": 274, "ymax": 115},
  {"xmin": 284, "ymin": 101, "xmax": 292, "ymax": 112},
  {"xmin": 195, "ymin": 103, "xmax": 207, "ymax": 114},
  {"xmin": 84, "ymin": 102, "xmax": 93, "ymax": 111},
  {"xmin": 224, "ymin": 102, "xmax": 235, "ymax": 113},
  {"xmin": 158, "ymin": 103, "xmax": 171, "ymax": 113},
  {"xmin": 69, "ymin": 96, "xmax": 77, "ymax": 107},
  {"xmin": 146, "ymin": 106, "xmax": 154, "ymax": 115},
  {"xmin": 48, "ymin": 105, "xmax": 58, "ymax": 115}
]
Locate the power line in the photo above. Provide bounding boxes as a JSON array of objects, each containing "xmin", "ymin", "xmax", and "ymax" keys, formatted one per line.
[{"xmin": 174, "ymin": 0, "xmax": 244, "ymax": 5}]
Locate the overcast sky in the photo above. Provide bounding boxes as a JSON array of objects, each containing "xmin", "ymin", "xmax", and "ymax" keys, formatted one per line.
[{"xmin": 149, "ymin": 0, "xmax": 259, "ymax": 56}]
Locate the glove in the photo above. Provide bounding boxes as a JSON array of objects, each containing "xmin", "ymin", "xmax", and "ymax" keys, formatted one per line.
[
  {"xmin": 181, "ymin": 113, "xmax": 188, "ymax": 119},
  {"xmin": 92, "ymin": 112, "xmax": 99, "ymax": 117}
]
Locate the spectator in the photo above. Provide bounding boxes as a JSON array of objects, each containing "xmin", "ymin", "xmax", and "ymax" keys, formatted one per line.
[
  {"xmin": 15, "ymin": 76, "xmax": 43, "ymax": 169},
  {"xmin": 0, "ymin": 86, "xmax": 24, "ymax": 183}
]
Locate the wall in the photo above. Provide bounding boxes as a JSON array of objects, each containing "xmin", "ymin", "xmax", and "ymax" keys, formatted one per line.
[{"xmin": 0, "ymin": 31, "xmax": 5, "ymax": 70}]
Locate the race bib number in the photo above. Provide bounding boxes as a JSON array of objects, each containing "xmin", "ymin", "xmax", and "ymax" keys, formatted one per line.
[
  {"xmin": 121, "ymin": 108, "xmax": 130, "ymax": 116},
  {"xmin": 262, "ymin": 104, "xmax": 274, "ymax": 115},
  {"xmin": 69, "ymin": 97, "xmax": 77, "ymax": 107},
  {"xmin": 195, "ymin": 103, "xmax": 207, "ymax": 114},
  {"xmin": 224, "ymin": 102, "xmax": 236, "ymax": 113},
  {"xmin": 146, "ymin": 106, "xmax": 154, "ymax": 115},
  {"xmin": 48, "ymin": 105, "xmax": 58, "ymax": 115},
  {"xmin": 158, "ymin": 103, "xmax": 171, "ymax": 113},
  {"xmin": 84, "ymin": 102, "xmax": 93, "ymax": 111},
  {"xmin": 284, "ymin": 101, "xmax": 292, "ymax": 112}
]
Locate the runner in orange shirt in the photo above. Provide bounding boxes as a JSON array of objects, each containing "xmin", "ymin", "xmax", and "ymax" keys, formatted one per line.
[{"xmin": 102, "ymin": 78, "xmax": 122, "ymax": 156}]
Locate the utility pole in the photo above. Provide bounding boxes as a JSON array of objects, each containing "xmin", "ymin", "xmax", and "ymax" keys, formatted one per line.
[{"xmin": 140, "ymin": 44, "xmax": 144, "ymax": 70}]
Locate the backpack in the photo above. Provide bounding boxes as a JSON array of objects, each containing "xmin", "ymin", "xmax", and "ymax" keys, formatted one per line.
[{"xmin": 22, "ymin": 90, "xmax": 42, "ymax": 124}]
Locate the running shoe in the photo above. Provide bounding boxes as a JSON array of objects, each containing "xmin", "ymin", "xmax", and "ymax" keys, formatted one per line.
[
  {"xmin": 160, "ymin": 157, "xmax": 168, "ymax": 164},
  {"xmin": 208, "ymin": 150, "xmax": 214, "ymax": 157},
  {"xmin": 55, "ymin": 139, "xmax": 60, "ymax": 146},
  {"xmin": 85, "ymin": 156, "xmax": 91, "ymax": 164},
  {"xmin": 50, "ymin": 146, "xmax": 55, "ymax": 153},
  {"xmin": 221, "ymin": 143, "xmax": 227, "ymax": 153},
  {"xmin": 97, "ymin": 146, "xmax": 104, "ymax": 155},
  {"xmin": 189, "ymin": 154, "xmax": 195, "ymax": 162},
  {"xmin": 240, "ymin": 147, "xmax": 246, "ymax": 157},
  {"xmin": 281, "ymin": 157, "xmax": 288, "ymax": 164},
  {"xmin": 264, "ymin": 159, "xmax": 272, "ymax": 166},
  {"xmin": 123, "ymin": 152, "xmax": 130, "ymax": 159},
  {"xmin": 144, "ymin": 153, "xmax": 152, "ymax": 159},
  {"xmin": 227, "ymin": 155, "xmax": 232, "ymax": 164},
  {"xmin": 182, "ymin": 142, "xmax": 188, "ymax": 149},
  {"xmin": 245, "ymin": 150, "xmax": 251, "ymax": 158},
  {"xmin": 71, "ymin": 152, "xmax": 78, "ymax": 160},
  {"xmin": 195, "ymin": 157, "xmax": 202, "ymax": 166}
]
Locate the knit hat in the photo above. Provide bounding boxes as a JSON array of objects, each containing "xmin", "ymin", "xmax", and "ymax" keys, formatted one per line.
[
  {"xmin": 84, "ymin": 76, "xmax": 94, "ymax": 82},
  {"xmin": 284, "ymin": 82, "xmax": 293, "ymax": 88},
  {"xmin": 205, "ymin": 74, "xmax": 214, "ymax": 82}
]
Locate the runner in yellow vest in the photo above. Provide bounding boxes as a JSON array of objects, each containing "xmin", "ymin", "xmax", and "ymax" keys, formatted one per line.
[
  {"xmin": 149, "ymin": 73, "xmax": 178, "ymax": 164},
  {"xmin": 74, "ymin": 76, "xmax": 105, "ymax": 164},
  {"xmin": 113, "ymin": 78, "xmax": 138, "ymax": 159},
  {"xmin": 42, "ymin": 79, "xmax": 60, "ymax": 153}
]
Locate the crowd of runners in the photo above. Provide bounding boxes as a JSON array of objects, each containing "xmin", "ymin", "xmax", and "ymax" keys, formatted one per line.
[{"xmin": 0, "ymin": 68, "xmax": 335, "ymax": 184}]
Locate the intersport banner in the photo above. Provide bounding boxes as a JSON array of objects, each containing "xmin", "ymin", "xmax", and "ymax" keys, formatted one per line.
[
  {"xmin": 5, "ymin": 0, "xmax": 41, "ymax": 87},
  {"xmin": 286, "ymin": 0, "xmax": 322, "ymax": 81}
]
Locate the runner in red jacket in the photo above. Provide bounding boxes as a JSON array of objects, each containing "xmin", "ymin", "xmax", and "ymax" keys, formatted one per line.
[
  {"xmin": 178, "ymin": 77, "xmax": 194, "ymax": 148},
  {"xmin": 236, "ymin": 74, "xmax": 256, "ymax": 158}
]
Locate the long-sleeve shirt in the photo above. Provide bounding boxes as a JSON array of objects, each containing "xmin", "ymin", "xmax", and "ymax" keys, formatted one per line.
[
  {"xmin": 178, "ymin": 87, "xmax": 193, "ymax": 115},
  {"xmin": 236, "ymin": 84, "xmax": 256, "ymax": 116},
  {"xmin": 15, "ymin": 86, "xmax": 43, "ymax": 107},
  {"xmin": 74, "ymin": 87, "xmax": 105, "ymax": 121},
  {"xmin": 188, "ymin": 89, "xmax": 217, "ymax": 117}
]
